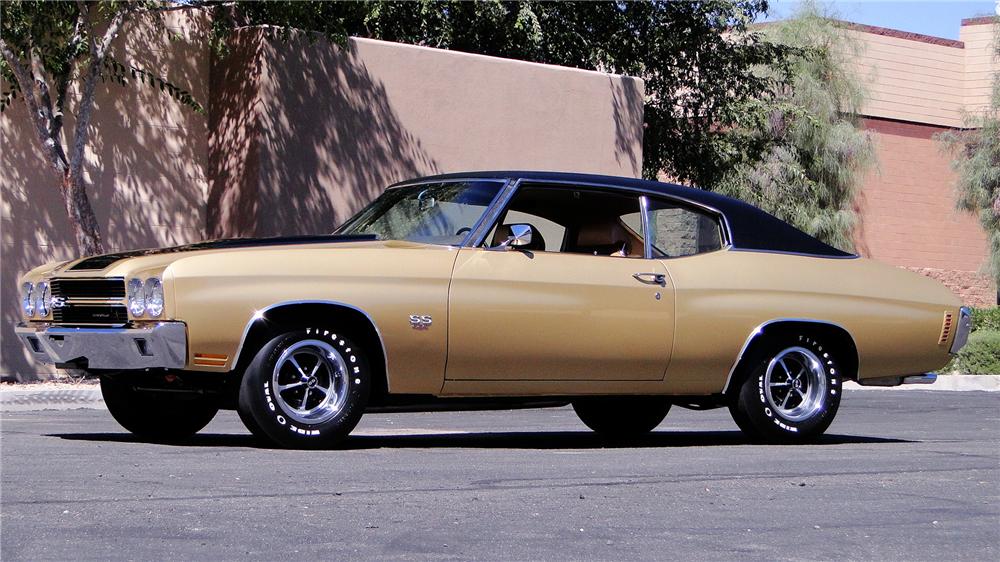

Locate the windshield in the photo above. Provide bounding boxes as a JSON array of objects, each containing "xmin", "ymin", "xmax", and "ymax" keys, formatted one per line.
[{"xmin": 337, "ymin": 180, "xmax": 504, "ymax": 245}]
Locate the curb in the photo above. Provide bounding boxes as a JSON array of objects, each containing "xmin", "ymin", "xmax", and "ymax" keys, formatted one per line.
[
  {"xmin": 846, "ymin": 374, "xmax": 1000, "ymax": 392},
  {"xmin": 2, "ymin": 375, "xmax": 998, "ymax": 412},
  {"xmin": 1, "ymin": 388, "xmax": 106, "ymax": 411}
]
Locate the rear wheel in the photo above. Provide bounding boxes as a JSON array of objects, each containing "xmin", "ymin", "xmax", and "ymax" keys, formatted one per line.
[
  {"xmin": 100, "ymin": 375, "xmax": 219, "ymax": 441},
  {"xmin": 572, "ymin": 397, "xmax": 671, "ymax": 438},
  {"xmin": 729, "ymin": 335, "xmax": 843, "ymax": 444},
  {"xmin": 237, "ymin": 327, "xmax": 370, "ymax": 448}
]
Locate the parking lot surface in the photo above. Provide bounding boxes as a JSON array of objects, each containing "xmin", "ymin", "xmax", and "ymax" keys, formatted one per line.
[{"xmin": 2, "ymin": 390, "xmax": 998, "ymax": 561}]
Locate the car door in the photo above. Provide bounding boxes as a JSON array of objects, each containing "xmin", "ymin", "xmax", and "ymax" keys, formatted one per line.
[{"xmin": 444, "ymin": 184, "xmax": 675, "ymax": 382}]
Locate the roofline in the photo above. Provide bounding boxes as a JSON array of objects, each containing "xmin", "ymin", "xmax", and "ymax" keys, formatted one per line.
[
  {"xmin": 961, "ymin": 16, "xmax": 998, "ymax": 27},
  {"xmin": 833, "ymin": 20, "xmax": 965, "ymax": 49}
]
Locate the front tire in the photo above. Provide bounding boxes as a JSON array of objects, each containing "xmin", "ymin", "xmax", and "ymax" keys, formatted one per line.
[
  {"xmin": 572, "ymin": 397, "xmax": 671, "ymax": 438},
  {"xmin": 729, "ymin": 335, "xmax": 843, "ymax": 444},
  {"xmin": 100, "ymin": 375, "xmax": 219, "ymax": 441},
  {"xmin": 237, "ymin": 328, "xmax": 370, "ymax": 448}
]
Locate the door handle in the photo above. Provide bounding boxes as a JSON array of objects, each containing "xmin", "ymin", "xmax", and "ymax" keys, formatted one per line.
[{"xmin": 632, "ymin": 272, "xmax": 666, "ymax": 286}]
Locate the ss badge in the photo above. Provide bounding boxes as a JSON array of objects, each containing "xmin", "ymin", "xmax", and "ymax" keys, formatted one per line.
[{"xmin": 409, "ymin": 314, "xmax": 433, "ymax": 330}]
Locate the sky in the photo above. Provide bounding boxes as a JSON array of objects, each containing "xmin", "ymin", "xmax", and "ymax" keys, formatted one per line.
[{"xmin": 765, "ymin": 1, "xmax": 999, "ymax": 39}]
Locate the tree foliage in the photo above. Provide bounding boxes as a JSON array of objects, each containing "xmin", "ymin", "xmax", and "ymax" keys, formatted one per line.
[
  {"xmin": 714, "ymin": 5, "xmax": 875, "ymax": 252},
  {"xmin": 940, "ymin": 19, "xmax": 1000, "ymax": 285}
]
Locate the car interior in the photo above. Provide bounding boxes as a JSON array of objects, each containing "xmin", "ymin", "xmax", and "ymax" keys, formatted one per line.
[{"xmin": 486, "ymin": 185, "xmax": 646, "ymax": 258}]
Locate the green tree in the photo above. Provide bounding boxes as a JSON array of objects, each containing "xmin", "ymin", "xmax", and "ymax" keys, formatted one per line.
[
  {"xmin": 714, "ymin": 5, "xmax": 875, "ymax": 252},
  {"xmin": 940, "ymin": 19, "xmax": 1000, "ymax": 286}
]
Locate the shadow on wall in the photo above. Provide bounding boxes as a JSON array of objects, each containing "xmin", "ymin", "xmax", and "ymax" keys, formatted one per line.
[
  {"xmin": 1, "ymin": 11, "xmax": 210, "ymax": 381},
  {"xmin": 208, "ymin": 30, "xmax": 440, "ymax": 238},
  {"xmin": 610, "ymin": 76, "xmax": 645, "ymax": 179}
]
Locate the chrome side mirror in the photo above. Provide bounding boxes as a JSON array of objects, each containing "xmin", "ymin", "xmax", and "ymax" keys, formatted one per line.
[
  {"xmin": 506, "ymin": 224, "xmax": 533, "ymax": 248},
  {"xmin": 492, "ymin": 223, "xmax": 534, "ymax": 251}
]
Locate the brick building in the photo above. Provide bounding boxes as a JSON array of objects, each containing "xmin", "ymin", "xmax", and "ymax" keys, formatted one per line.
[{"xmin": 846, "ymin": 18, "xmax": 997, "ymax": 306}]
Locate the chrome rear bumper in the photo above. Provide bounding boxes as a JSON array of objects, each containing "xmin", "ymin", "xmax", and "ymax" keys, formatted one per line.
[
  {"xmin": 949, "ymin": 307, "xmax": 972, "ymax": 355},
  {"xmin": 15, "ymin": 322, "xmax": 187, "ymax": 370}
]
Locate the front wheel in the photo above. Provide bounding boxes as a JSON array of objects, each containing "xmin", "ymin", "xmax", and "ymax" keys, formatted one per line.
[
  {"xmin": 572, "ymin": 397, "xmax": 671, "ymax": 438},
  {"xmin": 729, "ymin": 335, "xmax": 843, "ymax": 444},
  {"xmin": 100, "ymin": 375, "xmax": 219, "ymax": 441},
  {"xmin": 237, "ymin": 328, "xmax": 371, "ymax": 448}
]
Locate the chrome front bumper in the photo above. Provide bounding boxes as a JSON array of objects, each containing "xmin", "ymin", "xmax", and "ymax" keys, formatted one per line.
[
  {"xmin": 15, "ymin": 322, "xmax": 187, "ymax": 370},
  {"xmin": 949, "ymin": 307, "xmax": 973, "ymax": 355}
]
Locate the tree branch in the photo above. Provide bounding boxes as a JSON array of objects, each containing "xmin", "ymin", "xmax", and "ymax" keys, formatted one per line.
[
  {"xmin": 70, "ymin": 2, "xmax": 134, "ymax": 180},
  {"xmin": 0, "ymin": 37, "xmax": 69, "ymax": 173}
]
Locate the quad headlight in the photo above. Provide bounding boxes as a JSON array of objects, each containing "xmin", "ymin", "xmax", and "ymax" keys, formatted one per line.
[
  {"xmin": 128, "ymin": 277, "xmax": 164, "ymax": 318},
  {"xmin": 34, "ymin": 281, "xmax": 51, "ymax": 317},
  {"xmin": 127, "ymin": 278, "xmax": 146, "ymax": 316},
  {"xmin": 144, "ymin": 278, "xmax": 164, "ymax": 318},
  {"xmin": 21, "ymin": 282, "xmax": 34, "ymax": 318}
]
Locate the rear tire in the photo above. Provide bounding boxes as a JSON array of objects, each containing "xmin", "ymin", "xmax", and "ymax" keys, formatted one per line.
[
  {"xmin": 237, "ymin": 327, "xmax": 370, "ymax": 449},
  {"xmin": 100, "ymin": 375, "xmax": 219, "ymax": 441},
  {"xmin": 572, "ymin": 397, "xmax": 671, "ymax": 437},
  {"xmin": 729, "ymin": 334, "xmax": 843, "ymax": 444}
]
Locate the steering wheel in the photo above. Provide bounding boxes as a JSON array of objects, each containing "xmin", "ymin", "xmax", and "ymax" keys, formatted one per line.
[{"xmin": 455, "ymin": 227, "xmax": 472, "ymax": 236}]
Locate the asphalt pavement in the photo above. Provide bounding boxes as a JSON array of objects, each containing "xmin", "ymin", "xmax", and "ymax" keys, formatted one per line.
[{"xmin": 2, "ymin": 390, "xmax": 998, "ymax": 561}]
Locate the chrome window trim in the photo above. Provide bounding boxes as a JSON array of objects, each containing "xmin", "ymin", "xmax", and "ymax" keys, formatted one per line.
[
  {"xmin": 639, "ymin": 195, "xmax": 652, "ymax": 259},
  {"xmin": 468, "ymin": 179, "xmax": 523, "ymax": 248},
  {"xmin": 721, "ymin": 317, "xmax": 859, "ymax": 394},
  {"xmin": 232, "ymin": 299, "xmax": 391, "ymax": 388}
]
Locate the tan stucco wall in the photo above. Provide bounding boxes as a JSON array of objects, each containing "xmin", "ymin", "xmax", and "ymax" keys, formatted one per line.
[
  {"xmin": 207, "ymin": 31, "xmax": 645, "ymax": 238},
  {"xmin": 1, "ymin": 11, "xmax": 211, "ymax": 380},
  {"xmin": 845, "ymin": 19, "xmax": 997, "ymax": 128},
  {"xmin": 2, "ymin": 26, "xmax": 644, "ymax": 381}
]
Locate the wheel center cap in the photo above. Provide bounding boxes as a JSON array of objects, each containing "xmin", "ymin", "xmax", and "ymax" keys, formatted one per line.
[
  {"xmin": 307, "ymin": 377, "xmax": 318, "ymax": 388},
  {"xmin": 793, "ymin": 379, "xmax": 802, "ymax": 390}
]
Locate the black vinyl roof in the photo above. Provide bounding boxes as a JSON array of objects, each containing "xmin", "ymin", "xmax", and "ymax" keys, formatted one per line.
[{"xmin": 395, "ymin": 171, "xmax": 855, "ymax": 258}]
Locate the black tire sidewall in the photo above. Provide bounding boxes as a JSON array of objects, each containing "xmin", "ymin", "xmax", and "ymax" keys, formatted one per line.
[
  {"xmin": 238, "ymin": 328, "xmax": 370, "ymax": 448},
  {"xmin": 737, "ymin": 335, "xmax": 843, "ymax": 443},
  {"xmin": 572, "ymin": 397, "xmax": 671, "ymax": 436},
  {"xmin": 100, "ymin": 375, "xmax": 219, "ymax": 441}
]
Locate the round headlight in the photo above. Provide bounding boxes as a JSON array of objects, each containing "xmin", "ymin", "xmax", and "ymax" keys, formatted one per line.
[
  {"xmin": 35, "ymin": 281, "xmax": 51, "ymax": 317},
  {"xmin": 21, "ymin": 282, "xmax": 34, "ymax": 318},
  {"xmin": 127, "ymin": 278, "xmax": 145, "ymax": 317},
  {"xmin": 144, "ymin": 278, "xmax": 164, "ymax": 318}
]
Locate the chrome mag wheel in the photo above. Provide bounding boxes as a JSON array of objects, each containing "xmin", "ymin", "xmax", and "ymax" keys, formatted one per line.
[
  {"xmin": 271, "ymin": 339, "xmax": 349, "ymax": 424},
  {"xmin": 763, "ymin": 346, "xmax": 827, "ymax": 422}
]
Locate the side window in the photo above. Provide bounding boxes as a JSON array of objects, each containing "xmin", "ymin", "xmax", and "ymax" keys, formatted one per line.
[
  {"xmin": 647, "ymin": 198, "xmax": 723, "ymax": 258},
  {"xmin": 485, "ymin": 185, "xmax": 645, "ymax": 258}
]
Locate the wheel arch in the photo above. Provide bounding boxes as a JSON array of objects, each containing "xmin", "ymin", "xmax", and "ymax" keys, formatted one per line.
[
  {"xmin": 231, "ymin": 301, "xmax": 390, "ymax": 402},
  {"xmin": 722, "ymin": 319, "xmax": 860, "ymax": 395}
]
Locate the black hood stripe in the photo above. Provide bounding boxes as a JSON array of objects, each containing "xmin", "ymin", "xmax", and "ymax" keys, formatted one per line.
[{"xmin": 67, "ymin": 234, "xmax": 378, "ymax": 271}]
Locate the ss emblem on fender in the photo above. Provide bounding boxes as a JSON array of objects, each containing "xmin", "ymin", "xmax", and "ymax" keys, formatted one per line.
[
  {"xmin": 409, "ymin": 314, "xmax": 432, "ymax": 330},
  {"xmin": 50, "ymin": 296, "xmax": 68, "ymax": 309}
]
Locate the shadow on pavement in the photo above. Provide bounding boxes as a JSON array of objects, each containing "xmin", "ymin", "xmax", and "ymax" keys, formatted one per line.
[{"xmin": 48, "ymin": 430, "xmax": 914, "ymax": 450}]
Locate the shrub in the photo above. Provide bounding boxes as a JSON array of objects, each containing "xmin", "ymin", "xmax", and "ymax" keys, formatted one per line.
[
  {"xmin": 971, "ymin": 307, "xmax": 1000, "ymax": 333},
  {"xmin": 947, "ymin": 330, "xmax": 1000, "ymax": 375}
]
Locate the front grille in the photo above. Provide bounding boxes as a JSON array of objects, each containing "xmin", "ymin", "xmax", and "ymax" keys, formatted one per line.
[
  {"xmin": 50, "ymin": 278, "xmax": 126, "ymax": 299},
  {"xmin": 49, "ymin": 278, "xmax": 127, "ymax": 325},
  {"xmin": 52, "ymin": 305, "xmax": 129, "ymax": 325},
  {"xmin": 939, "ymin": 311, "xmax": 954, "ymax": 345}
]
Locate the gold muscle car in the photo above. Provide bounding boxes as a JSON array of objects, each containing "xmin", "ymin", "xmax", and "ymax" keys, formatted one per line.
[{"xmin": 16, "ymin": 172, "xmax": 971, "ymax": 448}]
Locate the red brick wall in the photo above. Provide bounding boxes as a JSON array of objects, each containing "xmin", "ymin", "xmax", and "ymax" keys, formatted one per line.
[{"xmin": 854, "ymin": 117, "xmax": 996, "ymax": 306}]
